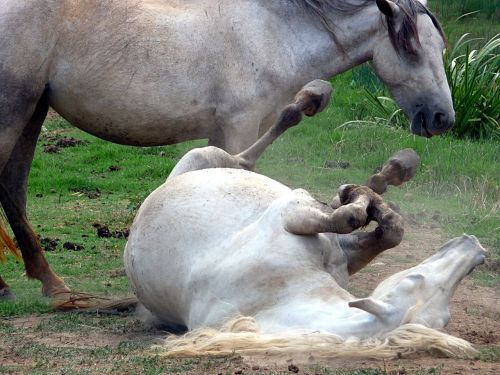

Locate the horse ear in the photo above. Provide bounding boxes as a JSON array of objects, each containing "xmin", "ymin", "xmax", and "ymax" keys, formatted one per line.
[
  {"xmin": 376, "ymin": 0, "xmax": 400, "ymax": 18},
  {"xmin": 349, "ymin": 298, "xmax": 391, "ymax": 322}
]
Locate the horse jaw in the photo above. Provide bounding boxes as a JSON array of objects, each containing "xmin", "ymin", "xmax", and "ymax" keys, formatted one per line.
[{"xmin": 370, "ymin": 235, "xmax": 486, "ymax": 329}]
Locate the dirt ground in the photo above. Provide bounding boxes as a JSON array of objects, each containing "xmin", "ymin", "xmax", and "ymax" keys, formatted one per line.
[{"xmin": 0, "ymin": 222, "xmax": 498, "ymax": 374}]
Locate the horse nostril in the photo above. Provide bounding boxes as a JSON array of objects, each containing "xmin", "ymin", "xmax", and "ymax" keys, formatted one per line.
[{"xmin": 433, "ymin": 112, "xmax": 451, "ymax": 131}]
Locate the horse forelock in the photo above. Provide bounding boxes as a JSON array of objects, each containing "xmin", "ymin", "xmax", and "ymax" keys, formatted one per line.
[
  {"xmin": 292, "ymin": 0, "xmax": 446, "ymax": 56},
  {"xmin": 386, "ymin": 0, "xmax": 447, "ymax": 57}
]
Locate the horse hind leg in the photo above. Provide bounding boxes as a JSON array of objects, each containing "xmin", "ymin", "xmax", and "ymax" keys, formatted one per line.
[
  {"xmin": 0, "ymin": 88, "xmax": 70, "ymax": 297},
  {"xmin": 0, "ymin": 75, "xmax": 44, "ymax": 298}
]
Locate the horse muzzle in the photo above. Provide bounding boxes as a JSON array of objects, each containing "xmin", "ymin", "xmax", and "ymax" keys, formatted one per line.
[{"xmin": 411, "ymin": 109, "xmax": 454, "ymax": 138}]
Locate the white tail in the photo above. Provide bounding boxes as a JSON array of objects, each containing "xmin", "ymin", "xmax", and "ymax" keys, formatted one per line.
[{"xmin": 157, "ymin": 317, "xmax": 476, "ymax": 359}]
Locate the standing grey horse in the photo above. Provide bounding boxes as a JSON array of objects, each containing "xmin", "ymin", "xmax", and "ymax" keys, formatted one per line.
[{"xmin": 0, "ymin": 0, "xmax": 453, "ymax": 299}]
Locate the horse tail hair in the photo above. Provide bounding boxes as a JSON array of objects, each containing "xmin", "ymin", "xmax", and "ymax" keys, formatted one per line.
[
  {"xmin": 157, "ymin": 317, "xmax": 476, "ymax": 360},
  {"xmin": 0, "ymin": 208, "xmax": 21, "ymax": 263},
  {"xmin": 53, "ymin": 292, "xmax": 139, "ymax": 312}
]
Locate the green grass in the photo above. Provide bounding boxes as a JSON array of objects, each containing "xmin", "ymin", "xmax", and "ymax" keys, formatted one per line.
[{"xmin": 428, "ymin": 0, "xmax": 500, "ymax": 43}]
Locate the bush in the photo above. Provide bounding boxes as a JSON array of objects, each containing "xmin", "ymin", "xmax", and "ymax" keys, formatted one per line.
[{"xmin": 444, "ymin": 33, "xmax": 499, "ymax": 140}]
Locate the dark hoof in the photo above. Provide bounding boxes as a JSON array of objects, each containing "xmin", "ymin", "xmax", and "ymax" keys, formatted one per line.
[{"xmin": 0, "ymin": 288, "xmax": 15, "ymax": 301}]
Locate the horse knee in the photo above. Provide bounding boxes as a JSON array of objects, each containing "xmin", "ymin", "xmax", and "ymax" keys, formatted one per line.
[{"xmin": 168, "ymin": 147, "xmax": 241, "ymax": 179}]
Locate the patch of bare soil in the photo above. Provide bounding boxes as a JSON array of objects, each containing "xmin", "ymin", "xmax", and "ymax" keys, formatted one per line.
[
  {"xmin": 45, "ymin": 108, "xmax": 62, "ymax": 121},
  {"xmin": 9, "ymin": 316, "xmax": 125, "ymax": 349}
]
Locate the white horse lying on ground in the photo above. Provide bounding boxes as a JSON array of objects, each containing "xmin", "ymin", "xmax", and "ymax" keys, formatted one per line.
[{"xmin": 124, "ymin": 81, "xmax": 486, "ymax": 358}]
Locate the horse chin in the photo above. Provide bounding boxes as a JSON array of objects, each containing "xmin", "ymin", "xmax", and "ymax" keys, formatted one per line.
[{"xmin": 410, "ymin": 112, "xmax": 432, "ymax": 138}]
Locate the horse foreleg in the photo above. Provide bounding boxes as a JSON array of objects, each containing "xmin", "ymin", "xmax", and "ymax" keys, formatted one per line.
[
  {"xmin": 237, "ymin": 80, "xmax": 333, "ymax": 170},
  {"xmin": 282, "ymin": 185, "xmax": 380, "ymax": 235},
  {"xmin": 280, "ymin": 185, "xmax": 403, "ymax": 280},
  {"xmin": 338, "ymin": 197, "xmax": 404, "ymax": 275},
  {"xmin": 0, "ymin": 90, "xmax": 70, "ymax": 297},
  {"xmin": 330, "ymin": 150, "xmax": 419, "ymax": 274},
  {"xmin": 177, "ymin": 80, "xmax": 333, "ymax": 177},
  {"xmin": 208, "ymin": 111, "xmax": 262, "ymax": 155}
]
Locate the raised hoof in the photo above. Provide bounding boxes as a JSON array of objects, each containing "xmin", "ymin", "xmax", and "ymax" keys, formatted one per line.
[{"xmin": 0, "ymin": 287, "xmax": 15, "ymax": 301}]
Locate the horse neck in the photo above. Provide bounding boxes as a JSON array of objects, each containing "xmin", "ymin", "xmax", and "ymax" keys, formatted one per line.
[{"xmin": 290, "ymin": 4, "xmax": 382, "ymax": 79}]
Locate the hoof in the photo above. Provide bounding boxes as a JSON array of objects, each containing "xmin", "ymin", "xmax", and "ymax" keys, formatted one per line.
[
  {"xmin": 42, "ymin": 283, "xmax": 71, "ymax": 298},
  {"xmin": 0, "ymin": 287, "xmax": 15, "ymax": 301}
]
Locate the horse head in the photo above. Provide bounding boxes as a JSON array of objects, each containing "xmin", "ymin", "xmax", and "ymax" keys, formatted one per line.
[
  {"xmin": 371, "ymin": 0, "xmax": 454, "ymax": 137},
  {"xmin": 368, "ymin": 235, "xmax": 487, "ymax": 328}
]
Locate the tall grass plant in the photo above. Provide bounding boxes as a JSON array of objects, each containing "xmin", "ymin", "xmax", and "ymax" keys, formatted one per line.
[{"xmin": 444, "ymin": 33, "xmax": 499, "ymax": 140}]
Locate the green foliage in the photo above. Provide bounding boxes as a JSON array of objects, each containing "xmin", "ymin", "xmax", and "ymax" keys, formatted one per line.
[
  {"xmin": 351, "ymin": 64, "xmax": 382, "ymax": 94},
  {"xmin": 349, "ymin": 65, "xmax": 407, "ymax": 128},
  {"xmin": 444, "ymin": 33, "xmax": 500, "ymax": 140},
  {"xmin": 429, "ymin": 0, "xmax": 499, "ymax": 20},
  {"xmin": 361, "ymin": 92, "xmax": 408, "ymax": 129}
]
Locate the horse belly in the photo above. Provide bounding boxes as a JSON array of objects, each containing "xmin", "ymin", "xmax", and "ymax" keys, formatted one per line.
[
  {"xmin": 124, "ymin": 169, "xmax": 290, "ymax": 324},
  {"xmin": 47, "ymin": 2, "xmax": 224, "ymax": 146},
  {"xmin": 48, "ymin": 68, "xmax": 216, "ymax": 146}
]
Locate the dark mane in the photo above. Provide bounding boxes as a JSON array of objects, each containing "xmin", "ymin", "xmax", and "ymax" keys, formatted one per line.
[
  {"xmin": 293, "ymin": 0, "xmax": 446, "ymax": 56},
  {"xmin": 385, "ymin": 0, "xmax": 447, "ymax": 57}
]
